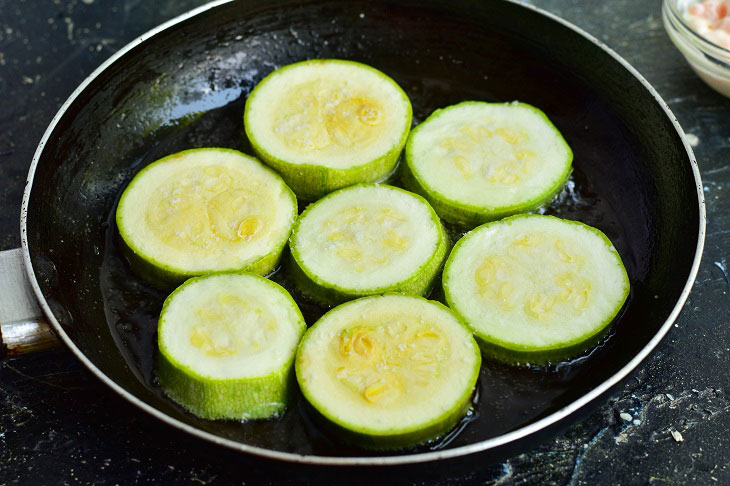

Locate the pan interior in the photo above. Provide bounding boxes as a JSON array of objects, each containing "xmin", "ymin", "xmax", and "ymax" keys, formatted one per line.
[{"xmin": 25, "ymin": 0, "xmax": 700, "ymax": 457}]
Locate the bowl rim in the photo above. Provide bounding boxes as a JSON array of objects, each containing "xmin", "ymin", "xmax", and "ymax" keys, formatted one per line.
[{"xmin": 20, "ymin": 0, "xmax": 706, "ymax": 466}]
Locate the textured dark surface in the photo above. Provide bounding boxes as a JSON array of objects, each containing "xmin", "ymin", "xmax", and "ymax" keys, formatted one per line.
[{"xmin": 0, "ymin": 0, "xmax": 728, "ymax": 484}]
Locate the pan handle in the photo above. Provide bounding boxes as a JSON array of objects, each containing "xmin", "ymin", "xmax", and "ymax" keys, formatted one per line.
[{"xmin": 0, "ymin": 248, "xmax": 60, "ymax": 358}]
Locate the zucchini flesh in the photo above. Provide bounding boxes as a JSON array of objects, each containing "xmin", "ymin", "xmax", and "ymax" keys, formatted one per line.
[
  {"xmin": 443, "ymin": 214, "xmax": 630, "ymax": 364},
  {"xmin": 295, "ymin": 294, "xmax": 481, "ymax": 449},
  {"xmin": 157, "ymin": 272, "xmax": 306, "ymax": 420},
  {"xmin": 116, "ymin": 148, "xmax": 297, "ymax": 286},
  {"xmin": 245, "ymin": 59, "xmax": 412, "ymax": 200},
  {"xmin": 404, "ymin": 101, "xmax": 572, "ymax": 226},
  {"xmin": 289, "ymin": 184, "xmax": 448, "ymax": 305}
]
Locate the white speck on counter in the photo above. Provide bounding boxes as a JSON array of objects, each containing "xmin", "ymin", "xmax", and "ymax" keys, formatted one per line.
[
  {"xmin": 81, "ymin": 0, "xmax": 95, "ymax": 4},
  {"xmin": 671, "ymin": 429, "xmax": 684, "ymax": 442},
  {"xmin": 633, "ymin": 419, "xmax": 641, "ymax": 425},
  {"xmin": 619, "ymin": 412, "xmax": 632, "ymax": 421},
  {"xmin": 64, "ymin": 17, "xmax": 74, "ymax": 41},
  {"xmin": 686, "ymin": 133, "xmax": 700, "ymax": 147}
]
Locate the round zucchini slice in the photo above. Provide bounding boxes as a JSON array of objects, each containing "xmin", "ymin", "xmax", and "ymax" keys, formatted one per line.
[
  {"xmin": 157, "ymin": 272, "xmax": 306, "ymax": 420},
  {"xmin": 116, "ymin": 148, "xmax": 297, "ymax": 287},
  {"xmin": 296, "ymin": 294, "xmax": 481, "ymax": 449},
  {"xmin": 289, "ymin": 184, "xmax": 449, "ymax": 306},
  {"xmin": 244, "ymin": 59, "xmax": 413, "ymax": 201},
  {"xmin": 443, "ymin": 214, "xmax": 630, "ymax": 365},
  {"xmin": 403, "ymin": 101, "xmax": 573, "ymax": 227}
]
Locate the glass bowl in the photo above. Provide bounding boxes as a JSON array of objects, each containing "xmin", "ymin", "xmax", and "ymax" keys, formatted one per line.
[{"xmin": 663, "ymin": 0, "xmax": 730, "ymax": 98}]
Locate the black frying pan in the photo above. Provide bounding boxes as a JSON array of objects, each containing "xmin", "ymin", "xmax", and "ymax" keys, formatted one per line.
[{"xmin": 8, "ymin": 0, "xmax": 704, "ymax": 477}]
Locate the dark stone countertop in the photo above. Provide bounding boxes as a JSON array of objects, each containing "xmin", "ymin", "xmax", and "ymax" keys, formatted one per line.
[{"xmin": 1, "ymin": 0, "xmax": 729, "ymax": 484}]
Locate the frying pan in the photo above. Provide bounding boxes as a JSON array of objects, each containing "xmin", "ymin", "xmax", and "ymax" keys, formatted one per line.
[{"xmin": 0, "ymin": 0, "xmax": 704, "ymax": 478}]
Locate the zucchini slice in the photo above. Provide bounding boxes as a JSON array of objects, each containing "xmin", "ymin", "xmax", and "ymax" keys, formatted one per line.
[
  {"xmin": 443, "ymin": 214, "xmax": 630, "ymax": 365},
  {"xmin": 116, "ymin": 148, "xmax": 297, "ymax": 287},
  {"xmin": 244, "ymin": 59, "xmax": 413, "ymax": 200},
  {"xmin": 295, "ymin": 294, "xmax": 481, "ymax": 449},
  {"xmin": 403, "ymin": 101, "xmax": 573, "ymax": 226},
  {"xmin": 157, "ymin": 272, "xmax": 306, "ymax": 420},
  {"xmin": 289, "ymin": 184, "xmax": 449, "ymax": 306}
]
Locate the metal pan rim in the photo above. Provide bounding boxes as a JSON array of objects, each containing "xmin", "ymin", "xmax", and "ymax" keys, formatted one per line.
[{"xmin": 19, "ymin": 0, "xmax": 706, "ymax": 466}]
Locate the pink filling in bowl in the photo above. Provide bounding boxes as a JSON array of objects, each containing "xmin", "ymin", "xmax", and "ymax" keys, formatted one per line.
[{"xmin": 686, "ymin": 0, "xmax": 730, "ymax": 48}]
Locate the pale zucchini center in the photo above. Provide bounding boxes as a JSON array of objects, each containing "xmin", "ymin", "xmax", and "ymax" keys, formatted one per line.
[
  {"xmin": 188, "ymin": 293, "xmax": 279, "ymax": 358},
  {"xmin": 328, "ymin": 315, "xmax": 450, "ymax": 407},
  {"xmin": 473, "ymin": 232, "xmax": 592, "ymax": 320},
  {"xmin": 145, "ymin": 165, "xmax": 276, "ymax": 252},
  {"xmin": 321, "ymin": 206, "xmax": 411, "ymax": 273},
  {"xmin": 435, "ymin": 122, "xmax": 535, "ymax": 186},
  {"xmin": 273, "ymin": 79, "xmax": 386, "ymax": 152}
]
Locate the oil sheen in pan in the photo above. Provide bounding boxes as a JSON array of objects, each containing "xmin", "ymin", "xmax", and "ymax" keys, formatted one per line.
[{"xmin": 98, "ymin": 74, "xmax": 633, "ymax": 458}]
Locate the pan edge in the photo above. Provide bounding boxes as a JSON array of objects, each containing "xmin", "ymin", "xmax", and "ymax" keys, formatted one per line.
[{"xmin": 19, "ymin": 0, "xmax": 706, "ymax": 466}]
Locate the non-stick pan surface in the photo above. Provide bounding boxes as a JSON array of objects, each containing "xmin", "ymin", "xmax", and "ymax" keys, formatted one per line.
[{"xmin": 21, "ymin": 0, "xmax": 703, "ymax": 465}]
